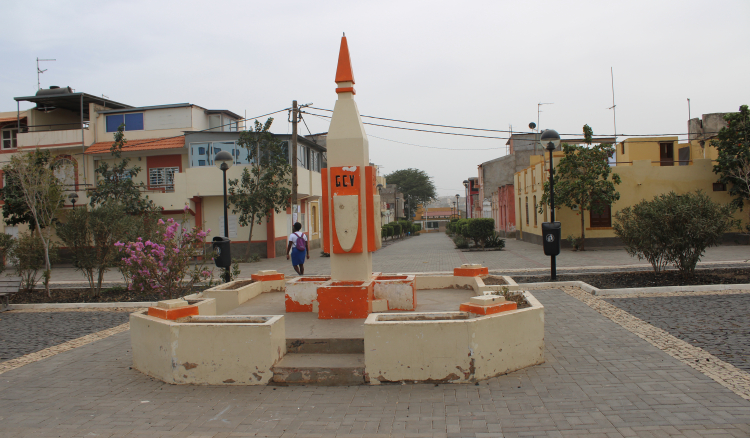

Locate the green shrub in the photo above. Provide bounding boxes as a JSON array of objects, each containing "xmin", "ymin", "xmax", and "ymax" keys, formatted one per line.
[
  {"xmin": 413, "ymin": 223, "xmax": 421, "ymax": 232},
  {"xmin": 566, "ymin": 235, "xmax": 581, "ymax": 251},
  {"xmin": 614, "ymin": 190, "xmax": 736, "ymax": 275},
  {"xmin": 11, "ymin": 232, "xmax": 58, "ymax": 292},
  {"xmin": 452, "ymin": 235, "xmax": 469, "ymax": 249},
  {"xmin": 466, "ymin": 218, "xmax": 495, "ymax": 247},
  {"xmin": 0, "ymin": 233, "xmax": 15, "ymax": 274},
  {"xmin": 484, "ymin": 231, "xmax": 505, "ymax": 249},
  {"xmin": 390, "ymin": 223, "xmax": 401, "ymax": 237}
]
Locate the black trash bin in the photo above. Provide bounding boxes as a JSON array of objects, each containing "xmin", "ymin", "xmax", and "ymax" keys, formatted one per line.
[
  {"xmin": 541, "ymin": 221, "xmax": 561, "ymax": 256},
  {"xmin": 212, "ymin": 236, "xmax": 231, "ymax": 268}
]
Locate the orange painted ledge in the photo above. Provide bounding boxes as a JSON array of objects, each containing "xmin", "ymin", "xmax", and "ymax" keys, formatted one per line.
[
  {"xmin": 459, "ymin": 301, "xmax": 517, "ymax": 315},
  {"xmin": 147, "ymin": 305, "xmax": 199, "ymax": 320},
  {"xmin": 335, "ymin": 87, "xmax": 356, "ymax": 95},
  {"xmin": 251, "ymin": 273, "xmax": 285, "ymax": 281},
  {"xmin": 317, "ymin": 283, "xmax": 373, "ymax": 319},
  {"xmin": 454, "ymin": 267, "xmax": 489, "ymax": 277},
  {"xmin": 285, "ymin": 296, "xmax": 313, "ymax": 313}
]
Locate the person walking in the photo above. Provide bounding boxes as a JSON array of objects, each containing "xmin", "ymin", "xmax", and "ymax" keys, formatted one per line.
[{"xmin": 286, "ymin": 222, "xmax": 309, "ymax": 275}]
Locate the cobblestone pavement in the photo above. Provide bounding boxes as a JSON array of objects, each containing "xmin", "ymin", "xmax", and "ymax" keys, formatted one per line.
[
  {"xmin": 41, "ymin": 233, "xmax": 750, "ymax": 284},
  {"xmin": 0, "ymin": 311, "xmax": 130, "ymax": 361},
  {"xmin": 2, "ymin": 290, "xmax": 750, "ymax": 437},
  {"xmin": 604, "ymin": 294, "xmax": 750, "ymax": 374}
]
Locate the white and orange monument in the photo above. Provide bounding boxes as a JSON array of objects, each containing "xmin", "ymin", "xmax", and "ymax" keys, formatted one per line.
[{"xmin": 130, "ymin": 35, "xmax": 544, "ymax": 386}]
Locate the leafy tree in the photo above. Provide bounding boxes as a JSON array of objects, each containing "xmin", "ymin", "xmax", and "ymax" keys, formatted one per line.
[
  {"xmin": 0, "ymin": 150, "xmax": 57, "ymax": 227},
  {"xmin": 89, "ymin": 124, "xmax": 155, "ymax": 213},
  {"xmin": 228, "ymin": 118, "xmax": 292, "ymax": 260},
  {"xmin": 614, "ymin": 191, "xmax": 735, "ymax": 276},
  {"xmin": 57, "ymin": 204, "xmax": 139, "ymax": 296},
  {"xmin": 712, "ymin": 105, "xmax": 750, "ymax": 233},
  {"xmin": 538, "ymin": 125, "xmax": 621, "ymax": 251},
  {"xmin": 2, "ymin": 150, "xmax": 65, "ymax": 296},
  {"xmin": 384, "ymin": 169, "xmax": 437, "ymax": 219}
]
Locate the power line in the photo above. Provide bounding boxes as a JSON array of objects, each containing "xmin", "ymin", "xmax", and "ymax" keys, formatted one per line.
[
  {"xmin": 307, "ymin": 106, "xmax": 719, "ymax": 138},
  {"xmin": 367, "ymin": 134, "xmax": 503, "ymax": 151}
]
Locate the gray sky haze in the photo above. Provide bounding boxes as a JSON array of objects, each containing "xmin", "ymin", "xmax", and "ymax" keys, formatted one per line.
[{"xmin": 1, "ymin": 0, "xmax": 748, "ymax": 195}]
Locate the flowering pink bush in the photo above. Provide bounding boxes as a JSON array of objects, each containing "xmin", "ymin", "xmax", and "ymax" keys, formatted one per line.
[{"xmin": 116, "ymin": 209, "xmax": 213, "ymax": 298}]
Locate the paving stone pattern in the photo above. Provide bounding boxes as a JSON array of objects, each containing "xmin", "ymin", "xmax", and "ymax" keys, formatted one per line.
[
  {"xmin": 0, "ymin": 311, "xmax": 130, "ymax": 361},
  {"xmin": 604, "ymin": 294, "xmax": 750, "ymax": 373},
  {"xmin": 1, "ymin": 290, "xmax": 749, "ymax": 437}
]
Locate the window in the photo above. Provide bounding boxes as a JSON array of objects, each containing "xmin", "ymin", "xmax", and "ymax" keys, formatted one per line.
[
  {"xmin": 2, "ymin": 128, "xmax": 18, "ymax": 149},
  {"xmin": 713, "ymin": 182, "xmax": 727, "ymax": 191},
  {"xmin": 621, "ymin": 142, "xmax": 625, "ymax": 155},
  {"xmin": 590, "ymin": 202, "xmax": 612, "ymax": 228},
  {"xmin": 298, "ymin": 145, "xmax": 308, "ymax": 169},
  {"xmin": 149, "ymin": 167, "xmax": 179, "ymax": 191},
  {"xmin": 659, "ymin": 142, "xmax": 674, "ymax": 166},
  {"xmin": 525, "ymin": 197, "xmax": 529, "ymax": 225},
  {"xmin": 532, "ymin": 169, "xmax": 535, "ymax": 187},
  {"xmin": 106, "ymin": 113, "xmax": 144, "ymax": 132},
  {"xmin": 533, "ymin": 196, "xmax": 537, "ymax": 226},
  {"xmin": 427, "ymin": 221, "xmax": 439, "ymax": 229}
]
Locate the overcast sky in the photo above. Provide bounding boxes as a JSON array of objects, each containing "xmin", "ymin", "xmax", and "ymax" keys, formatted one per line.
[{"xmin": 1, "ymin": 0, "xmax": 748, "ymax": 196}]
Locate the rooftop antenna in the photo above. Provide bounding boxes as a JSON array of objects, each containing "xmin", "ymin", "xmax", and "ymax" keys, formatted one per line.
[
  {"xmin": 101, "ymin": 94, "xmax": 109, "ymax": 110},
  {"xmin": 607, "ymin": 67, "xmax": 617, "ymax": 164},
  {"xmin": 36, "ymin": 57, "xmax": 56, "ymax": 90},
  {"xmin": 537, "ymin": 102, "xmax": 553, "ymax": 133}
]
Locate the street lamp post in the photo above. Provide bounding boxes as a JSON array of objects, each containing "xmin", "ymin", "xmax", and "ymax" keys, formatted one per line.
[
  {"xmin": 395, "ymin": 197, "xmax": 400, "ymax": 221},
  {"xmin": 215, "ymin": 150, "xmax": 233, "ymax": 282},
  {"xmin": 462, "ymin": 180, "xmax": 469, "ymax": 219},
  {"xmin": 540, "ymin": 129, "xmax": 561, "ymax": 280},
  {"xmin": 68, "ymin": 192, "xmax": 78, "ymax": 209},
  {"xmin": 455, "ymin": 194, "xmax": 460, "ymax": 218}
]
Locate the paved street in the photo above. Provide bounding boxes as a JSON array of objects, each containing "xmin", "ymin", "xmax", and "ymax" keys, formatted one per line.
[
  {"xmin": 0, "ymin": 311, "xmax": 130, "ymax": 361},
  {"xmin": 605, "ymin": 294, "xmax": 750, "ymax": 373},
  {"xmin": 2, "ymin": 289, "xmax": 750, "ymax": 437},
  {"xmin": 39, "ymin": 233, "xmax": 750, "ymax": 285}
]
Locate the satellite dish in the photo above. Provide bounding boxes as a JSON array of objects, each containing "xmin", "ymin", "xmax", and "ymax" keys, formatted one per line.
[{"xmin": 528, "ymin": 122, "xmax": 536, "ymax": 130}]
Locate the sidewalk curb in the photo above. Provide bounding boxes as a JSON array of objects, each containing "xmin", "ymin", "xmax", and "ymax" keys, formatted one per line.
[
  {"xmin": 513, "ymin": 281, "xmax": 750, "ymax": 296},
  {"xmin": 7, "ymin": 302, "xmax": 156, "ymax": 310}
]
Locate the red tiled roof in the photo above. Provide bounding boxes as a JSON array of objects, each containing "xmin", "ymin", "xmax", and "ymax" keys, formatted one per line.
[
  {"xmin": 85, "ymin": 136, "xmax": 185, "ymax": 155},
  {"xmin": 0, "ymin": 116, "xmax": 27, "ymax": 124}
]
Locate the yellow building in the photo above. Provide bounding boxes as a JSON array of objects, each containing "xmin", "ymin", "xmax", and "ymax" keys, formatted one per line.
[{"xmin": 514, "ymin": 137, "xmax": 745, "ymax": 247}]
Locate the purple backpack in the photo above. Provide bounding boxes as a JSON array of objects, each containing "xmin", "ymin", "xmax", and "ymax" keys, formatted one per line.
[{"xmin": 294, "ymin": 233, "xmax": 306, "ymax": 251}]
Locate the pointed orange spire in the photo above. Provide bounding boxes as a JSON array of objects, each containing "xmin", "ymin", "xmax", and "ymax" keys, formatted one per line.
[{"xmin": 335, "ymin": 33, "xmax": 356, "ymax": 94}]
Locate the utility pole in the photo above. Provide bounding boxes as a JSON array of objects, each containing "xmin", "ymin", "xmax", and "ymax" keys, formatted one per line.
[{"xmin": 291, "ymin": 100, "xmax": 298, "ymax": 223}]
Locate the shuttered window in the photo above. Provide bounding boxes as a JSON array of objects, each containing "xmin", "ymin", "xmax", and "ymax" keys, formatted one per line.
[{"xmin": 590, "ymin": 202, "xmax": 612, "ymax": 228}]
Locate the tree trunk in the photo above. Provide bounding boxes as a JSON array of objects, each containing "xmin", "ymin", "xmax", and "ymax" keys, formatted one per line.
[
  {"xmin": 35, "ymin": 223, "xmax": 52, "ymax": 297},
  {"xmin": 579, "ymin": 210, "xmax": 586, "ymax": 251},
  {"xmin": 244, "ymin": 213, "xmax": 257, "ymax": 261},
  {"xmin": 96, "ymin": 268, "xmax": 105, "ymax": 297}
]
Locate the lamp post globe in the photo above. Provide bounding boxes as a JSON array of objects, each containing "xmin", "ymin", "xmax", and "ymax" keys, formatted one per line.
[
  {"xmin": 540, "ymin": 129, "xmax": 561, "ymax": 152},
  {"xmin": 68, "ymin": 192, "xmax": 79, "ymax": 208},
  {"xmin": 215, "ymin": 150, "xmax": 233, "ymax": 282}
]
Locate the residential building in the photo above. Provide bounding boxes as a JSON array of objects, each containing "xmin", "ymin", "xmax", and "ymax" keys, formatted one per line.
[
  {"xmin": 514, "ymin": 121, "xmax": 745, "ymax": 247},
  {"xmin": 3, "ymin": 86, "xmax": 325, "ymax": 259}
]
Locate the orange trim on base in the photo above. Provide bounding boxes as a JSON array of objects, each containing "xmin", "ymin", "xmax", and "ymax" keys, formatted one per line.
[
  {"xmin": 147, "ymin": 305, "xmax": 199, "ymax": 320},
  {"xmin": 251, "ymin": 273, "xmax": 284, "ymax": 281},
  {"xmin": 454, "ymin": 267, "xmax": 489, "ymax": 277},
  {"xmin": 317, "ymin": 281, "xmax": 373, "ymax": 319},
  {"xmin": 335, "ymin": 87, "xmax": 356, "ymax": 95},
  {"xmin": 459, "ymin": 301, "xmax": 517, "ymax": 315},
  {"xmin": 285, "ymin": 296, "xmax": 313, "ymax": 312}
]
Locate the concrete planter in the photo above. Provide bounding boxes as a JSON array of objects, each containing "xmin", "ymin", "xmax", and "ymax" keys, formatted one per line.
[
  {"xmin": 201, "ymin": 280, "xmax": 263, "ymax": 315},
  {"xmin": 130, "ymin": 312, "xmax": 285, "ymax": 385},
  {"xmin": 363, "ymin": 291, "xmax": 544, "ymax": 384}
]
